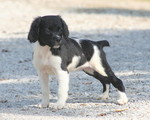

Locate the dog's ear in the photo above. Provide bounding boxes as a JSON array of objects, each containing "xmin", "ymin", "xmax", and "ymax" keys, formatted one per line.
[
  {"xmin": 60, "ymin": 17, "xmax": 69, "ymax": 39},
  {"xmin": 27, "ymin": 17, "xmax": 41, "ymax": 43}
]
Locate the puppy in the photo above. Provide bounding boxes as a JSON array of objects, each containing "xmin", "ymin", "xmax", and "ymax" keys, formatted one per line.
[{"xmin": 27, "ymin": 15, "xmax": 128, "ymax": 109}]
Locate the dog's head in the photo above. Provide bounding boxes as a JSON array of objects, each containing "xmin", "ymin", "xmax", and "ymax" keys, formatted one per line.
[{"xmin": 28, "ymin": 15, "xmax": 69, "ymax": 48}]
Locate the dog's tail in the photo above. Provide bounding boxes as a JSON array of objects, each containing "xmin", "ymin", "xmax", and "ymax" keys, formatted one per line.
[{"xmin": 97, "ymin": 40, "xmax": 110, "ymax": 48}]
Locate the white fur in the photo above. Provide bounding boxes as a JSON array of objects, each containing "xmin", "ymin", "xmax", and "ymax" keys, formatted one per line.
[
  {"xmin": 117, "ymin": 91, "xmax": 128, "ymax": 105},
  {"xmin": 55, "ymin": 71, "xmax": 69, "ymax": 109},
  {"xmin": 38, "ymin": 71, "xmax": 49, "ymax": 107},
  {"xmin": 33, "ymin": 42, "xmax": 62, "ymax": 74},
  {"xmin": 101, "ymin": 84, "xmax": 110, "ymax": 100},
  {"xmin": 83, "ymin": 67, "xmax": 95, "ymax": 75},
  {"xmin": 89, "ymin": 46, "xmax": 108, "ymax": 77},
  {"xmin": 67, "ymin": 56, "xmax": 81, "ymax": 71}
]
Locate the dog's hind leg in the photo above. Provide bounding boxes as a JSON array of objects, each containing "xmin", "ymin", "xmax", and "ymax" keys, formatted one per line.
[
  {"xmin": 109, "ymin": 75, "xmax": 128, "ymax": 105},
  {"xmin": 89, "ymin": 45, "xmax": 128, "ymax": 104},
  {"xmin": 84, "ymin": 68, "xmax": 128, "ymax": 104},
  {"xmin": 83, "ymin": 68, "xmax": 110, "ymax": 100},
  {"xmin": 92, "ymin": 62, "xmax": 128, "ymax": 104}
]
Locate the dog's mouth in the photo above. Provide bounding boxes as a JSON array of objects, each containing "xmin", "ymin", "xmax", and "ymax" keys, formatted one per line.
[{"xmin": 53, "ymin": 45, "xmax": 60, "ymax": 49}]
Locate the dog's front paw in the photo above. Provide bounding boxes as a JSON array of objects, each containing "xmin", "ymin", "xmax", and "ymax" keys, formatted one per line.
[{"xmin": 51, "ymin": 102, "xmax": 65, "ymax": 110}]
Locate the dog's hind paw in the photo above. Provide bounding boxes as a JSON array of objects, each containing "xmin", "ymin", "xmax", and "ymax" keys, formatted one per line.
[
  {"xmin": 117, "ymin": 98, "xmax": 128, "ymax": 105},
  {"xmin": 99, "ymin": 91, "xmax": 109, "ymax": 100},
  {"xmin": 100, "ymin": 94, "xmax": 109, "ymax": 100},
  {"xmin": 117, "ymin": 92, "xmax": 128, "ymax": 105}
]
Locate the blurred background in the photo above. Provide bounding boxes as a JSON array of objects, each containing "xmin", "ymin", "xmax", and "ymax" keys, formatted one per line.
[{"xmin": 0, "ymin": 0, "xmax": 150, "ymax": 36}]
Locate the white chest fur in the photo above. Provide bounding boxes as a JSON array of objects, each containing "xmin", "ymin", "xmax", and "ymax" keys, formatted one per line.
[{"xmin": 33, "ymin": 42, "xmax": 62, "ymax": 74}]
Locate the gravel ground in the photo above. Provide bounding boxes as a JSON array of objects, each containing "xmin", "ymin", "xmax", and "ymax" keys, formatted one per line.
[{"xmin": 0, "ymin": 0, "xmax": 150, "ymax": 120}]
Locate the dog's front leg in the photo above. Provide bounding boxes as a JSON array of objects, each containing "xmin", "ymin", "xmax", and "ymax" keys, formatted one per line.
[
  {"xmin": 38, "ymin": 71, "xmax": 49, "ymax": 108},
  {"xmin": 55, "ymin": 70, "xmax": 69, "ymax": 109}
]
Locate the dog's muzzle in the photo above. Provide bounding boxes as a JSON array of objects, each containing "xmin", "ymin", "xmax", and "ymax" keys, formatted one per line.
[{"xmin": 53, "ymin": 35, "xmax": 62, "ymax": 48}]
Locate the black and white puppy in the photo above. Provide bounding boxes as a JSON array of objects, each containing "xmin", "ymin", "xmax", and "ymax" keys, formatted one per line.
[{"xmin": 28, "ymin": 15, "xmax": 128, "ymax": 109}]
